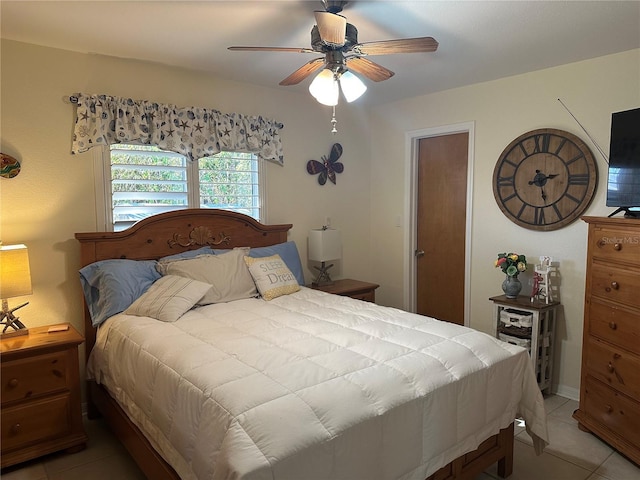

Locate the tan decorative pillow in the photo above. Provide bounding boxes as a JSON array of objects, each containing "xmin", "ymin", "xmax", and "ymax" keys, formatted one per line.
[
  {"xmin": 157, "ymin": 249, "xmax": 257, "ymax": 304},
  {"xmin": 244, "ymin": 254, "xmax": 300, "ymax": 301},
  {"xmin": 124, "ymin": 275, "xmax": 211, "ymax": 322}
]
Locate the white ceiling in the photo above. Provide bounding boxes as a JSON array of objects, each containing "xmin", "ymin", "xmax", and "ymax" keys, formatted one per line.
[{"xmin": 2, "ymin": 1, "xmax": 639, "ymax": 106}]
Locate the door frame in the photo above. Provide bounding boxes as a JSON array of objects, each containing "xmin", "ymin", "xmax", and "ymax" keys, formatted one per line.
[{"xmin": 403, "ymin": 122, "xmax": 475, "ymax": 326}]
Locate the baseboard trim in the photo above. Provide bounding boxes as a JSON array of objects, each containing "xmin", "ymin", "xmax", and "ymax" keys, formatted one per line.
[{"xmin": 551, "ymin": 384, "xmax": 580, "ymax": 401}]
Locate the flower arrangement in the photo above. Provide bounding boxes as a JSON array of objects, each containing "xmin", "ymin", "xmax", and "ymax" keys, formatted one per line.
[{"xmin": 495, "ymin": 252, "xmax": 527, "ymax": 277}]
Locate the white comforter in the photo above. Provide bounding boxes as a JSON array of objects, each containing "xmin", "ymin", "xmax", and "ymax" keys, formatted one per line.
[{"xmin": 88, "ymin": 287, "xmax": 548, "ymax": 480}]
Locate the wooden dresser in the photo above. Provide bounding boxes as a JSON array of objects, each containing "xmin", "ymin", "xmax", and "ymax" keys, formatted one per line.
[
  {"xmin": 573, "ymin": 217, "xmax": 640, "ymax": 465},
  {"xmin": 1, "ymin": 324, "xmax": 88, "ymax": 468}
]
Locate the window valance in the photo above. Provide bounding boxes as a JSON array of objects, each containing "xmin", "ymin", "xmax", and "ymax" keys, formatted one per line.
[{"xmin": 70, "ymin": 93, "xmax": 284, "ymax": 165}]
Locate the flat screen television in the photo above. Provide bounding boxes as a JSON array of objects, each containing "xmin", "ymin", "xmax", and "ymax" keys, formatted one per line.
[{"xmin": 606, "ymin": 107, "xmax": 640, "ymax": 218}]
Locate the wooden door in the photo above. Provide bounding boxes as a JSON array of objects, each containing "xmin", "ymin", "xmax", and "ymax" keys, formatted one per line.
[{"xmin": 416, "ymin": 133, "xmax": 468, "ymax": 325}]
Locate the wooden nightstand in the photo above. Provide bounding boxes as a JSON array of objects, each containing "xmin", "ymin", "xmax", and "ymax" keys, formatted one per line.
[
  {"xmin": 1, "ymin": 323, "xmax": 88, "ymax": 468},
  {"xmin": 310, "ymin": 278, "xmax": 379, "ymax": 303}
]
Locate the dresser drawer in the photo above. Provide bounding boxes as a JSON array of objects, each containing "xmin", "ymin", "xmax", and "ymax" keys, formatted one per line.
[
  {"xmin": 1, "ymin": 393, "xmax": 71, "ymax": 452},
  {"xmin": 588, "ymin": 298, "xmax": 640, "ymax": 353},
  {"xmin": 586, "ymin": 338, "xmax": 640, "ymax": 400},
  {"xmin": 583, "ymin": 376, "xmax": 640, "ymax": 449},
  {"xmin": 1, "ymin": 351, "xmax": 69, "ymax": 405},
  {"xmin": 589, "ymin": 227, "xmax": 640, "ymax": 264},
  {"xmin": 590, "ymin": 263, "xmax": 640, "ymax": 309}
]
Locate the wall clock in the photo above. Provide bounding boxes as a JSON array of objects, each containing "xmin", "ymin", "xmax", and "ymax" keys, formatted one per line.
[{"xmin": 493, "ymin": 128, "xmax": 598, "ymax": 231}]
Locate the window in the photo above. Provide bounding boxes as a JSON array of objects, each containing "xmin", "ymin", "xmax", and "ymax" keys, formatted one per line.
[{"xmin": 97, "ymin": 144, "xmax": 264, "ymax": 231}]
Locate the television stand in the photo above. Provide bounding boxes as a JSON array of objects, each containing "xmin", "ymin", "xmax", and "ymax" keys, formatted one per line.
[{"xmin": 608, "ymin": 207, "xmax": 639, "ymax": 218}]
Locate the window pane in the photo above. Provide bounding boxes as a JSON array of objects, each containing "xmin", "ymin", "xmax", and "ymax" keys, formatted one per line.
[
  {"xmin": 198, "ymin": 152, "xmax": 260, "ymax": 218},
  {"xmin": 108, "ymin": 146, "xmax": 261, "ymax": 231},
  {"xmin": 111, "ymin": 145, "xmax": 187, "ymax": 230}
]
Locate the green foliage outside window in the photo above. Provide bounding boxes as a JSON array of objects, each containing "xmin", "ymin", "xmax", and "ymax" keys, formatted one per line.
[{"xmin": 110, "ymin": 145, "xmax": 259, "ymax": 229}]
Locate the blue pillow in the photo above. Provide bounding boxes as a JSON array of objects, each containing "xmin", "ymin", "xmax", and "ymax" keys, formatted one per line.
[
  {"xmin": 247, "ymin": 241, "xmax": 305, "ymax": 285},
  {"xmin": 79, "ymin": 259, "xmax": 161, "ymax": 327}
]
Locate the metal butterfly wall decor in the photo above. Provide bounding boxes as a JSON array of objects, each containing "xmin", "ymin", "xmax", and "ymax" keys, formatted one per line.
[{"xmin": 307, "ymin": 143, "xmax": 344, "ymax": 185}]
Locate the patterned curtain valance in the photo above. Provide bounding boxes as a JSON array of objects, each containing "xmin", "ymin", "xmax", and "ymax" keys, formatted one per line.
[{"xmin": 71, "ymin": 93, "xmax": 284, "ymax": 165}]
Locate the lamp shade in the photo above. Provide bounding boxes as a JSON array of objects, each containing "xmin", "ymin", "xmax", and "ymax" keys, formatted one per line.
[
  {"xmin": 309, "ymin": 69, "xmax": 339, "ymax": 106},
  {"xmin": 308, "ymin": 229, "xmax": 341, "ymax": 262},
  {"xmin": 0, "ymin": 244, "xmax": 32, "ymax": 299},
  {"xmin": 339, "ymin": 70, "xmax": 367, "ymax": 102}
]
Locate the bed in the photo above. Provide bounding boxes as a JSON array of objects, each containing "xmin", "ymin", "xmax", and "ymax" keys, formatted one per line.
[{"xmin": 75, "ymin": 209, "xmax": 548, "ymax": 480}]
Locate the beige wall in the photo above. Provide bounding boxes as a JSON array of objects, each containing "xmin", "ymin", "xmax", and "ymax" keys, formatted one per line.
[
  {"xmin": 369, "ymin": 49, "xmax": 640, "ymax": 398},
  {"xmin": 0, "ymin": 40, "xmax": 373, "ymax": 378}
]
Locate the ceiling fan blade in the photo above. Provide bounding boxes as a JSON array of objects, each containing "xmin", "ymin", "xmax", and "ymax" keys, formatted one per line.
[
  {"xmin": 346, "ymin": 57, "xmax": 394, "ymax": 82},
  {"xmin": 354, "ymin": 37, "xmax": 439, "ymax": 55},
  {"xmin": 314, "ymin": 11, "xmax": 346, "ymax": 46},
  {"xmin": 228, "ymin": 46, "xmax": 315, "ymax": 53},
  {"xmin": 279, "ymin": 58, "xmax": 326, "ymax": 86}
]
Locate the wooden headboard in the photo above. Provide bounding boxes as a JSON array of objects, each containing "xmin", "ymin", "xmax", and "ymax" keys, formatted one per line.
[{"xmin": 75, "ymin": 209, "xmax": 292, "ymax": 358}]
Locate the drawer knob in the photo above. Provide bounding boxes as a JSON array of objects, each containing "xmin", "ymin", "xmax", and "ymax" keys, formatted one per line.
[
  {"xmin": 605, "ymin": 404, "xmax": 613, "ymax": 413},
  {"xmin": 607, "ymin": 362, "xmax": 615, "ymax": 373},
  {"xmin": 610, "ymin": 281, "xmax": 619, "ymax": 290},
  {"xmin": 9, "ymin": 423, "xmax": 21, "ymax": 435},
  {"xmin": 609, "ymin": 322, "xmax": 617, "ymax": 330},
  {"xmin": 8, "ymin": 378, "xmax": 19, "ymax": 388},
  {"xmin": 614, "ymin": 243, "xmax": 622, "ymax": 251}
]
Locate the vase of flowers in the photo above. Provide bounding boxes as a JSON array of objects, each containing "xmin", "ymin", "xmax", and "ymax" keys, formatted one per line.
[{"xmin": 495, "ymin": 252, "xmax": 527, "ymax": 298}]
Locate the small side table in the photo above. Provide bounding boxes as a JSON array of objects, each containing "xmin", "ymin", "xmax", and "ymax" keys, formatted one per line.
[
  {"xmin": 489, "ymin": 295, "xmax": 559, "ymax": 394},
  {"xmin": 310, "ymin": 278, "xmax": 379, "ymax": 303},
  {"xmin": 1, "ymin": 323, "xmax": 88, "ymax": 468}
]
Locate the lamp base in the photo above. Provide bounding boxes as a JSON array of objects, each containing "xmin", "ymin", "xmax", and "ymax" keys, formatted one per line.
[
  {"xmin": 312, "ymin": 262, "xmax": 335, "ymax": 287},
  {"xmin": 1, "ymin": 300, "xmax": 29, "ymax": 337}
]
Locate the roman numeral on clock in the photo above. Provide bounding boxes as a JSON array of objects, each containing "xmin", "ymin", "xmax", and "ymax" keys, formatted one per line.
[
  {"xmin": 533, "ymin": 134, "xmax": 551, "ymax": 153},
  {"xmin": 498, "ymin": 176, "xmax": 514, "ymax": 187},
  {"xmin": 568, "ymin": 174, "xmax": 589, "ymax": 185}
]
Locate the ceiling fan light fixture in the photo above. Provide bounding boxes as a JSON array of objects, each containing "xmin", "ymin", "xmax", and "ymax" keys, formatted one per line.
[
  {"xmin": 314, "ymin": 11, "xmax": 347, "ymax": 47},
  {"xmin": 339, "ymin": 70, "xmax": 367, "ymax": 102},
  {"xmin": 309, "ymin": 68, "xmax": 339, "ymax": 106}
]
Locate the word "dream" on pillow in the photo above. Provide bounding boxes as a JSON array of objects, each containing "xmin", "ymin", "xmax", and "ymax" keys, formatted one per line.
[{"xmin": 245, "ymin": 254, "xmax": 300, "ymax": 301}]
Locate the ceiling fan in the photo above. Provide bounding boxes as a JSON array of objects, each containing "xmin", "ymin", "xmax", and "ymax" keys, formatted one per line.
[{"xmin": 228, "ymin": 0, "xmax": 438, "ymax": 106}]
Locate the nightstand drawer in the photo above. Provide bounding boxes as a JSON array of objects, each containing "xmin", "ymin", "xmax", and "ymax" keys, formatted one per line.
[
  {"xmin": 1, "ymin": 393, "xmax": 71, "ymax": 452},
  {"xmin": 1, "ymin": 351, "xmax": 69, "ymax": 405},
  {"xmin": 310, "ymin": 279, "xmax": 379, "ymax": 303},
  {"xmin": 350, "ymin": 290, "xmax": 375, "ymax": 302}
]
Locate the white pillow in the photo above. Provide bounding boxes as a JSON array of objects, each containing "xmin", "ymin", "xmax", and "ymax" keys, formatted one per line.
[
  {"xmin": 124, "ymin": 275, "xmax": 211, "ymax": 322},
  {"xmin": 157, "ymin": 249, "xmax": 257, "ymax": 304},
  {"xmin": 244, "ymin": 254, "xmax": 300, "ymax": 301}
]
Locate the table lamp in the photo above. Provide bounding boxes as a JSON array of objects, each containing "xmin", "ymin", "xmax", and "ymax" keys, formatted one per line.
[
  {"xmin": 0, "ymin": 243, "xmax": 32, "ymax": 337},
  {"xmin": 308, "ymin": 227, "xmax": 341, "ymax": 286}
]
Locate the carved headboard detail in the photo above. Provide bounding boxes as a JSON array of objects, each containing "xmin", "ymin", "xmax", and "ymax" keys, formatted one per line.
[{"xmin": 168, "ymin": 226, "xmax": 231, "ymax": 249}]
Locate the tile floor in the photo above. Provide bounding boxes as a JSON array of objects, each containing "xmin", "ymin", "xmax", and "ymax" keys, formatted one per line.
[{"xmin": 1, "ymin": 395, "xmax": 638, "ymax": 480}]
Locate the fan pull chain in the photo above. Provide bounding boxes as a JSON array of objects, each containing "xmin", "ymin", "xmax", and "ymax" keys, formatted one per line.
[{"xmin": 331, "ymin": 106, "xmax": 338, "ymax": 134}]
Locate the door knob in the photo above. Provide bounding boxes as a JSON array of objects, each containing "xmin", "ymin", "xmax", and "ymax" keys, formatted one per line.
[{"xmin": 415, "ymin": 250, "xmax": 425, "ymax": 258}]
